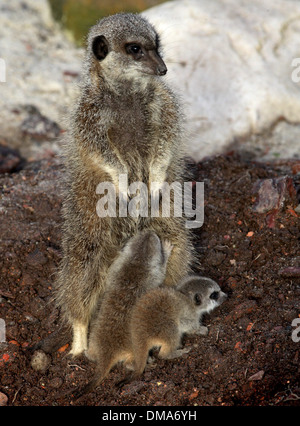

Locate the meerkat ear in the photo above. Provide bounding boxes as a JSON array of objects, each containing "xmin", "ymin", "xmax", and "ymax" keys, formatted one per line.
[
  {"xmin": 194, "ymin": 293, "xmax": 202, "ymax": 306},
  {"xmin": 92, "ymin": 35, "xmax": 109, "ymax": 61}
]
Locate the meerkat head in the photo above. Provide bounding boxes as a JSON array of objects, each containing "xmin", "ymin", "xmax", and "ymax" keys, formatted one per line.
[
  {"xmin": 177, "ymin": 276, "xmax": 227, "ymax": 317},
  {"xmin": 86, "ymin": 13, "xmax": 167, "ymax": 86}
]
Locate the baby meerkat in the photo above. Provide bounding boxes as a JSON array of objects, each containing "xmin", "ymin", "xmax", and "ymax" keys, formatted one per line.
[
  {"xmin": 53, "ymin": 12, "xmax": 194, "ymax": 357},
  {"xmin": 73, "ymin": 230, "xmax": 172, "ymax": 398},
  {"xmin": 118, "ymin": 276, "xmax": 227, "ymax": 386}
]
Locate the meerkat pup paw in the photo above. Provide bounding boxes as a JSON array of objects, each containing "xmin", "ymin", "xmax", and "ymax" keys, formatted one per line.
[
  {"xmin": 159, "ymin": 346, "xmax": 191, "ymax": 360},
  {"xmin": 196, "ymin": 325, "xmax": 209, "ymax": 336}
]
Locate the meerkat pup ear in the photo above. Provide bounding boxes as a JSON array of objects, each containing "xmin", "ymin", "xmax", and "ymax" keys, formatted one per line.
[
  {"xmin": 194, "ymin": 293, "xmax": 202, "ymax": 306},
  {"xmin": 92, "ymin": 35, "xmax": 109, "ymax": 60}
]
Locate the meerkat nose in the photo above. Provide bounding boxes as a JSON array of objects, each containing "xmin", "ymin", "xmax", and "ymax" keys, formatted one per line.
[{"xmin": 157, "ymin": 65, "xmax": 167, "ymax": 76}]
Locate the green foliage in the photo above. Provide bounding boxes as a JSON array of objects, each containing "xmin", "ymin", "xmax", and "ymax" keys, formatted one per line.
[{"xmin": 48, "ymin": 0, "xmax": 168, "ymax": 46}]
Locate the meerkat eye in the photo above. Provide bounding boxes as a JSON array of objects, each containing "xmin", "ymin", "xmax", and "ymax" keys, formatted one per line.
[
  {"xmin": 125, "ymin": 44, "xmax": 143, "ymax": 58},
  {"xmin": 210, "ymin": 291, "xmax": 219, "ymax": 301},
  {"xmin": 194, "ymin": 293, "xmax": 202, "ymax": 306},
  {"xmin": 127, "ymin": 44, "xmax": 141, "ymax": 54}
]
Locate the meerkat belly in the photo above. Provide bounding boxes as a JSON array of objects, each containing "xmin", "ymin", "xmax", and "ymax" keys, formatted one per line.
[{"xmin": 108, "ymin": 123, "xmax": 154, "ymax": 184}]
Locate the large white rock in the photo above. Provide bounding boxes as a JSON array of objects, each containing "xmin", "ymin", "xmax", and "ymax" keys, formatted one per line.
[
  {"xmin": 1, "ymin": 0, "xmax": 300, "ymax": 161},
  {"xmin": 143, "ymin": 0, "xmax": 300, "ymax": 160},
  {"xmin": 0, "ymin": 0, "xmax": 82, "ymax": 158}
]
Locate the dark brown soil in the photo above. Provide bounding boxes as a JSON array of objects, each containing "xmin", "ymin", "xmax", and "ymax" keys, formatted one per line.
[{"xmin": 0, "ymin": 153, "xmax": 299, "ymax": 406}]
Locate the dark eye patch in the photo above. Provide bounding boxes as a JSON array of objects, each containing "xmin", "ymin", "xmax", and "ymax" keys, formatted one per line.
[
  {"xmin": 210, "ymin": 291, "xmax": 219, "ymax": 301},
  {"xmin": 125, "ymin": 43, "xmax": 143, "ymax": 58}
]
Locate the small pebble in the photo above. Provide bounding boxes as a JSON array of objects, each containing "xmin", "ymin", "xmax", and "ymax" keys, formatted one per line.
[
  {"xmin": 31, "ymin": 350, "xmax": 51, "ymax": 372},
  {"xmin": 0, "ymin": 392, "xmax": 8, "ymax": 406}
]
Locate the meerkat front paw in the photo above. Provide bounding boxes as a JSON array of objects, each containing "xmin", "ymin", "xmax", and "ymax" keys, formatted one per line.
[{"xmin": 163, "ymin": 240, "xmax": 173, "ymax": 260}]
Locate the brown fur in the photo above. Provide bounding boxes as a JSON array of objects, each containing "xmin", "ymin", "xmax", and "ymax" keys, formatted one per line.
[
  {"xmin": 52, "ymin": 13, "xmax": 194, "ymax": 356},
  {"xmin": 118, "ymin": 276, "xmax": 227, "ymax": 385},
  {"xmin": 73, "ymin": 230, "xmax": 172, "ymax": 398}
]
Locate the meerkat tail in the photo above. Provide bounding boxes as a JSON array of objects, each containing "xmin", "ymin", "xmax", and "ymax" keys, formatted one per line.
[
  {"xmin": 72, "ymin": 376, "xmax": 101, "ymax": 401},
  {"xmin": 27, "ymin": 322, "xmax": 72, "ymax": 354},
  {"xmin": 72, "ymin": 361, "xmax": 112, "ymax": 400},
  {"xmin": 115, "ymin": 343, "xmax": 150, "ymax": 388},
  {"xmin": 126, "ymin": 344, "xmax": 151, "ymax": 384}
]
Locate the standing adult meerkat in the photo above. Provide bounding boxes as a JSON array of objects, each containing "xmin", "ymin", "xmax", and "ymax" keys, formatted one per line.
[
  {"xmin": 118, "ymin": 276, "xmax": 227, "ymax": 386},
  {"xmin": 54, "ymin": 13, "xmax": 194, "ymax": 357},
  {"xmin": 73, "ymin": 230, "xmax": 173, "ymax": 398}
]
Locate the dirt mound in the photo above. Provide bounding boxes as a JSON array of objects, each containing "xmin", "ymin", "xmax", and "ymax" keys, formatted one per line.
[{"xmin": 0, "ymin": 154, "xmax": 299, "ymax": 406}]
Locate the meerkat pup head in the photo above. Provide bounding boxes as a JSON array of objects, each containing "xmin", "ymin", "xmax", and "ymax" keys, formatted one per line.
[
  {"xmin": 177, "ymin": 275, "xmax": 227, "ymax": 317},
  {"xmin": 86, "ymin": 13, "xmax": 167, "ymax": 85}
]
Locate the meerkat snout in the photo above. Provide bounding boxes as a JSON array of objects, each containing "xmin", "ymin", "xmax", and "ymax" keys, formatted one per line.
[
  {"xmin": 124, "ymin": 43, "xmax": 167, "ymax": 76},
  {"xmin": 145, "ymin": 49, "xmax": 167, "ymax": 76}
]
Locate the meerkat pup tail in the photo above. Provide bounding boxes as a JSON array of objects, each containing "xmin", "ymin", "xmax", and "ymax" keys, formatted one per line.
[
  {"xmin": 118, "ymin": 275, "xmax": 227, "ymax": 387},
  {"xmin": 72, "ymin": 361, "xmax": 112, "ymax": 400}
]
